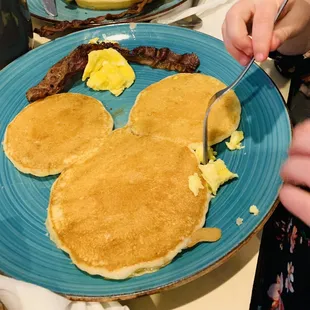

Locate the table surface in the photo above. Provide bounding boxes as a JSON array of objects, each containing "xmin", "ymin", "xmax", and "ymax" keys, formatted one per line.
[{"xmin": 31, "ymin": 1, "xmax": 290, "ymax": 309}]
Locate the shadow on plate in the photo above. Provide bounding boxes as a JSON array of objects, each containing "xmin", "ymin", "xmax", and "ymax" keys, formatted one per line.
[{"xmin": 64, "ymin": 2, "xmax": 77, "ymax": 11}]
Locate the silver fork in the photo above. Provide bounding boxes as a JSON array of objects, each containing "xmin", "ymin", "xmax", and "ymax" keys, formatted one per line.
[{"xmin": 202, "ymin": 0, "xmax": 289, "ymax": 165}]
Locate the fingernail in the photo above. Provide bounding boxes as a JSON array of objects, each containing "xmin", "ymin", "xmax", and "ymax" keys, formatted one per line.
[
  {"xmin": 240, "ymin": 57, "xmax": 248, "ymax": 66},
  {"xmin": 255, "ymin": 53, "xmax": 265, "ymax": 62}
]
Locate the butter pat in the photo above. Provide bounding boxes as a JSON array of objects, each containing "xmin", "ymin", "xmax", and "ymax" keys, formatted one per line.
[
  {"xmin": 226, "ymin": 131, "xmax": 245, "ymax": 150},
  {"xmin": 82, "ymin": 48, "xmax": 135, "ymax": 96},
  {"xmin": 249, "ymin": 205, "xmax": 259, "ymax": 215},
  {"xmin": 188, "ymin": 173, "xmax": 204, "ymax": 196},
  {"xmin": 199, "ymin": 159, "xmax": 238, "ymax": 195}
]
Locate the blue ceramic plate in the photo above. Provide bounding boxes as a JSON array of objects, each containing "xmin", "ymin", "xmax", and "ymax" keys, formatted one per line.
[
  {"xmin": 28, "ymin": 0, "xmax": 186, "ymax": 23},
  {"xmin": 0, "ymin": 24, "xmax": 291, "ymax": 300}
]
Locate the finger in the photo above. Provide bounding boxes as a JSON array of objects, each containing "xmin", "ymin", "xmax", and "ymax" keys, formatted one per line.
[
  {"xmin": 270, "ymin": 35, "xmax": 281, "ymax": 52},
  {"xmin": 224, "ymin": 1, "xmax": 254, "ymax": 55},
  {"xmin": 252, "ymin": 0, "xmax": 279, "ymax": 61},
  {"xmin": 271, "ymin": 18, "xmax": 297, "ymax": 51},
  {"xmin": 222, "ymin": 22, "xmax": 251, "ymax": 65},
  {"xmin": 271, "ymin": 1, "xmax": 308, "ymax": 51},
  {"xmin": 281, "ymin": 156, "xmax": 310, "ymax": 188},
  {"xmin": 280, "ymin": 184, "xmax": 310, "ymax": 226},
  {"xmin": 289, "ymin": 120, "xmax": 310, "ymax": 156}
]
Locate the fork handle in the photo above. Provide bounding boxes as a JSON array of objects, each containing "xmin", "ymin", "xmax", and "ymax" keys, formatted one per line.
[
  {"xmin": 228, "ymin": 0, "xmax": 289, "ymax": 90},
  {"xmin": 202, "ymin": 0, "xmax": 289, "ymax": 165}
]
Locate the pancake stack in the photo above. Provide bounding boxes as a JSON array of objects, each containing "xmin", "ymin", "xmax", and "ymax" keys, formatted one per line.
[{"xmin": 3, "ymin": 73, "xmax": 241, "ymax": 279}]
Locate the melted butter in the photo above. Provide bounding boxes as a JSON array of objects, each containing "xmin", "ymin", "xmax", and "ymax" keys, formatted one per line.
[{"xmin": 188, "ymin": 227, "xmax": 222, "ymax": 247}]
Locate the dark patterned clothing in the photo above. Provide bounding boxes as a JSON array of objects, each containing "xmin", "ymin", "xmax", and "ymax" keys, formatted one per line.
[
  {"xmin": 249, "ymin": 52, "xmax": 310, "ymax": 310},
  {"xmin": 250, "ymin": 205, "xmax": 310, "ymax": 309}
]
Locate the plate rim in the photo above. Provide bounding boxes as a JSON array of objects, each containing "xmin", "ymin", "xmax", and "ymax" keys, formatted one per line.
[
  {"xmin": 0, "ymin": 22, "xmax": 292, "ymax": 301},
  {"xmin": 29, "ymin": 0, "xmax": 187, "ymax": 25}
]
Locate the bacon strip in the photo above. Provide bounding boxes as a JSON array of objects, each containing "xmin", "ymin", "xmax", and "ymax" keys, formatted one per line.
[
  {"xmin": 35, "ymin": 0, "xmax": 153, "ymax": 37},
  {"xmin": 26, "ymin": 43, "xmax": 200, "ymax": 102}
]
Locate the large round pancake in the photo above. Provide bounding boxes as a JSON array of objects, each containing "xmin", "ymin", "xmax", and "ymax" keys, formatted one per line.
[
  {"xmin": 3, "ymin": 93, "xmax": 113, "ymax": 177},
  {"xmin": 128, "ymin": 73, "xmax": 241, "ymax": 146},
  {"xmin": 47, "ymin": 128, "xmax": 210, "ymax": 279}
]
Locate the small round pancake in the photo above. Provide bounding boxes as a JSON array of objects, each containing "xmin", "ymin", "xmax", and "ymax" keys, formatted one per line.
[
  {"xmin": 128, "ymin": 73, "xmax": 241, "ymax": 146},
  {"xmin": 47, "ymin": 128, "xmax": 209, "ymax": 279},
  {"xmin": 3, "ymin": 93, "xmax": 113, "ymax": 177}
]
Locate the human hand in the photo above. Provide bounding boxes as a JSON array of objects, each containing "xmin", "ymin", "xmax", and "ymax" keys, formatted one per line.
[
  {"xmin": 222, "ymin": 0, "xmax": 310, "ymax": 65},
  {"xmin": 280, "ymin": 120, "xmax": 310, "ymax": 226}
]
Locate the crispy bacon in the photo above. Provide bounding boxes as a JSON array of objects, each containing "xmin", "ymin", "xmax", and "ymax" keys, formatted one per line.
[
  {"xmin": 26, "ymin": 43, "xmax": 200, "ymax": 102},
  {"xmin": 35, "ymin": 0, "xmax": 153, "ymax": 37},
  {"xmin": 127, "ymin": 46, "xmax": 200, "ymax": 73}
]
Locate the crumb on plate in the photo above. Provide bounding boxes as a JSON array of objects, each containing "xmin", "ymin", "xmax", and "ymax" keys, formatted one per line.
[
  {"xmin": 236, "ymin": 217, "xmax": 243, "ymax": 226},
  {"xmin": 249, "ymin": 205, "xmax": 259, "ymax": 216},
  {"xmin": 226, "ymin": 131, "xmax": 245, "ymax": 151}
]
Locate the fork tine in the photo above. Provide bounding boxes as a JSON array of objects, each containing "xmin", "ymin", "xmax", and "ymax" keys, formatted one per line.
[
  {"xmin": 202, "ymin": 94, "xmax": 216, "ymax": 165},
  {"xmin": 202, "ymin": 88, "xmax": 229, "ymax": 165}
]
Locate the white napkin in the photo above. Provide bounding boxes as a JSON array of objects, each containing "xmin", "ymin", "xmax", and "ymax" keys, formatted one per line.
[
  {"xmin": 151, "ymin": 0, "xmax": 230, "ymax": 25},
  {"xmin": 0, "ymin": 275, "xmax": 129, "ymax": 310}
]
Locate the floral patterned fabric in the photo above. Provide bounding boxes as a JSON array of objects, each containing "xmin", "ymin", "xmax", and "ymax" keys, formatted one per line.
[
  {"xmin": 250, "ymin": 53, "xmax": 310, "ymax": 310},
  {"xmin": 250, "ymin": 205, "xmax": 310, "ymax": 309}
]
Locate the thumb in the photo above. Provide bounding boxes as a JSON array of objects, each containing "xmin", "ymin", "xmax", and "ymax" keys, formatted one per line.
[
  {"xmin": 270, "ymin": 3, "xmax": 309, "ymax": 51},
  {"xmin": 270, "ymin": 19, "xmax": 295, "ymax": 51}
]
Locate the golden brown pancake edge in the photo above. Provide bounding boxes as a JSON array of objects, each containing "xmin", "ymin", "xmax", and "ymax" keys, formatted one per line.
[
  {"xmin": 3, "ymin": 93, "xmax": 113, "ymax": 177},
  {"xmin": 46, "ymin": 128, "xmax": 211, "ymax": 279}
]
